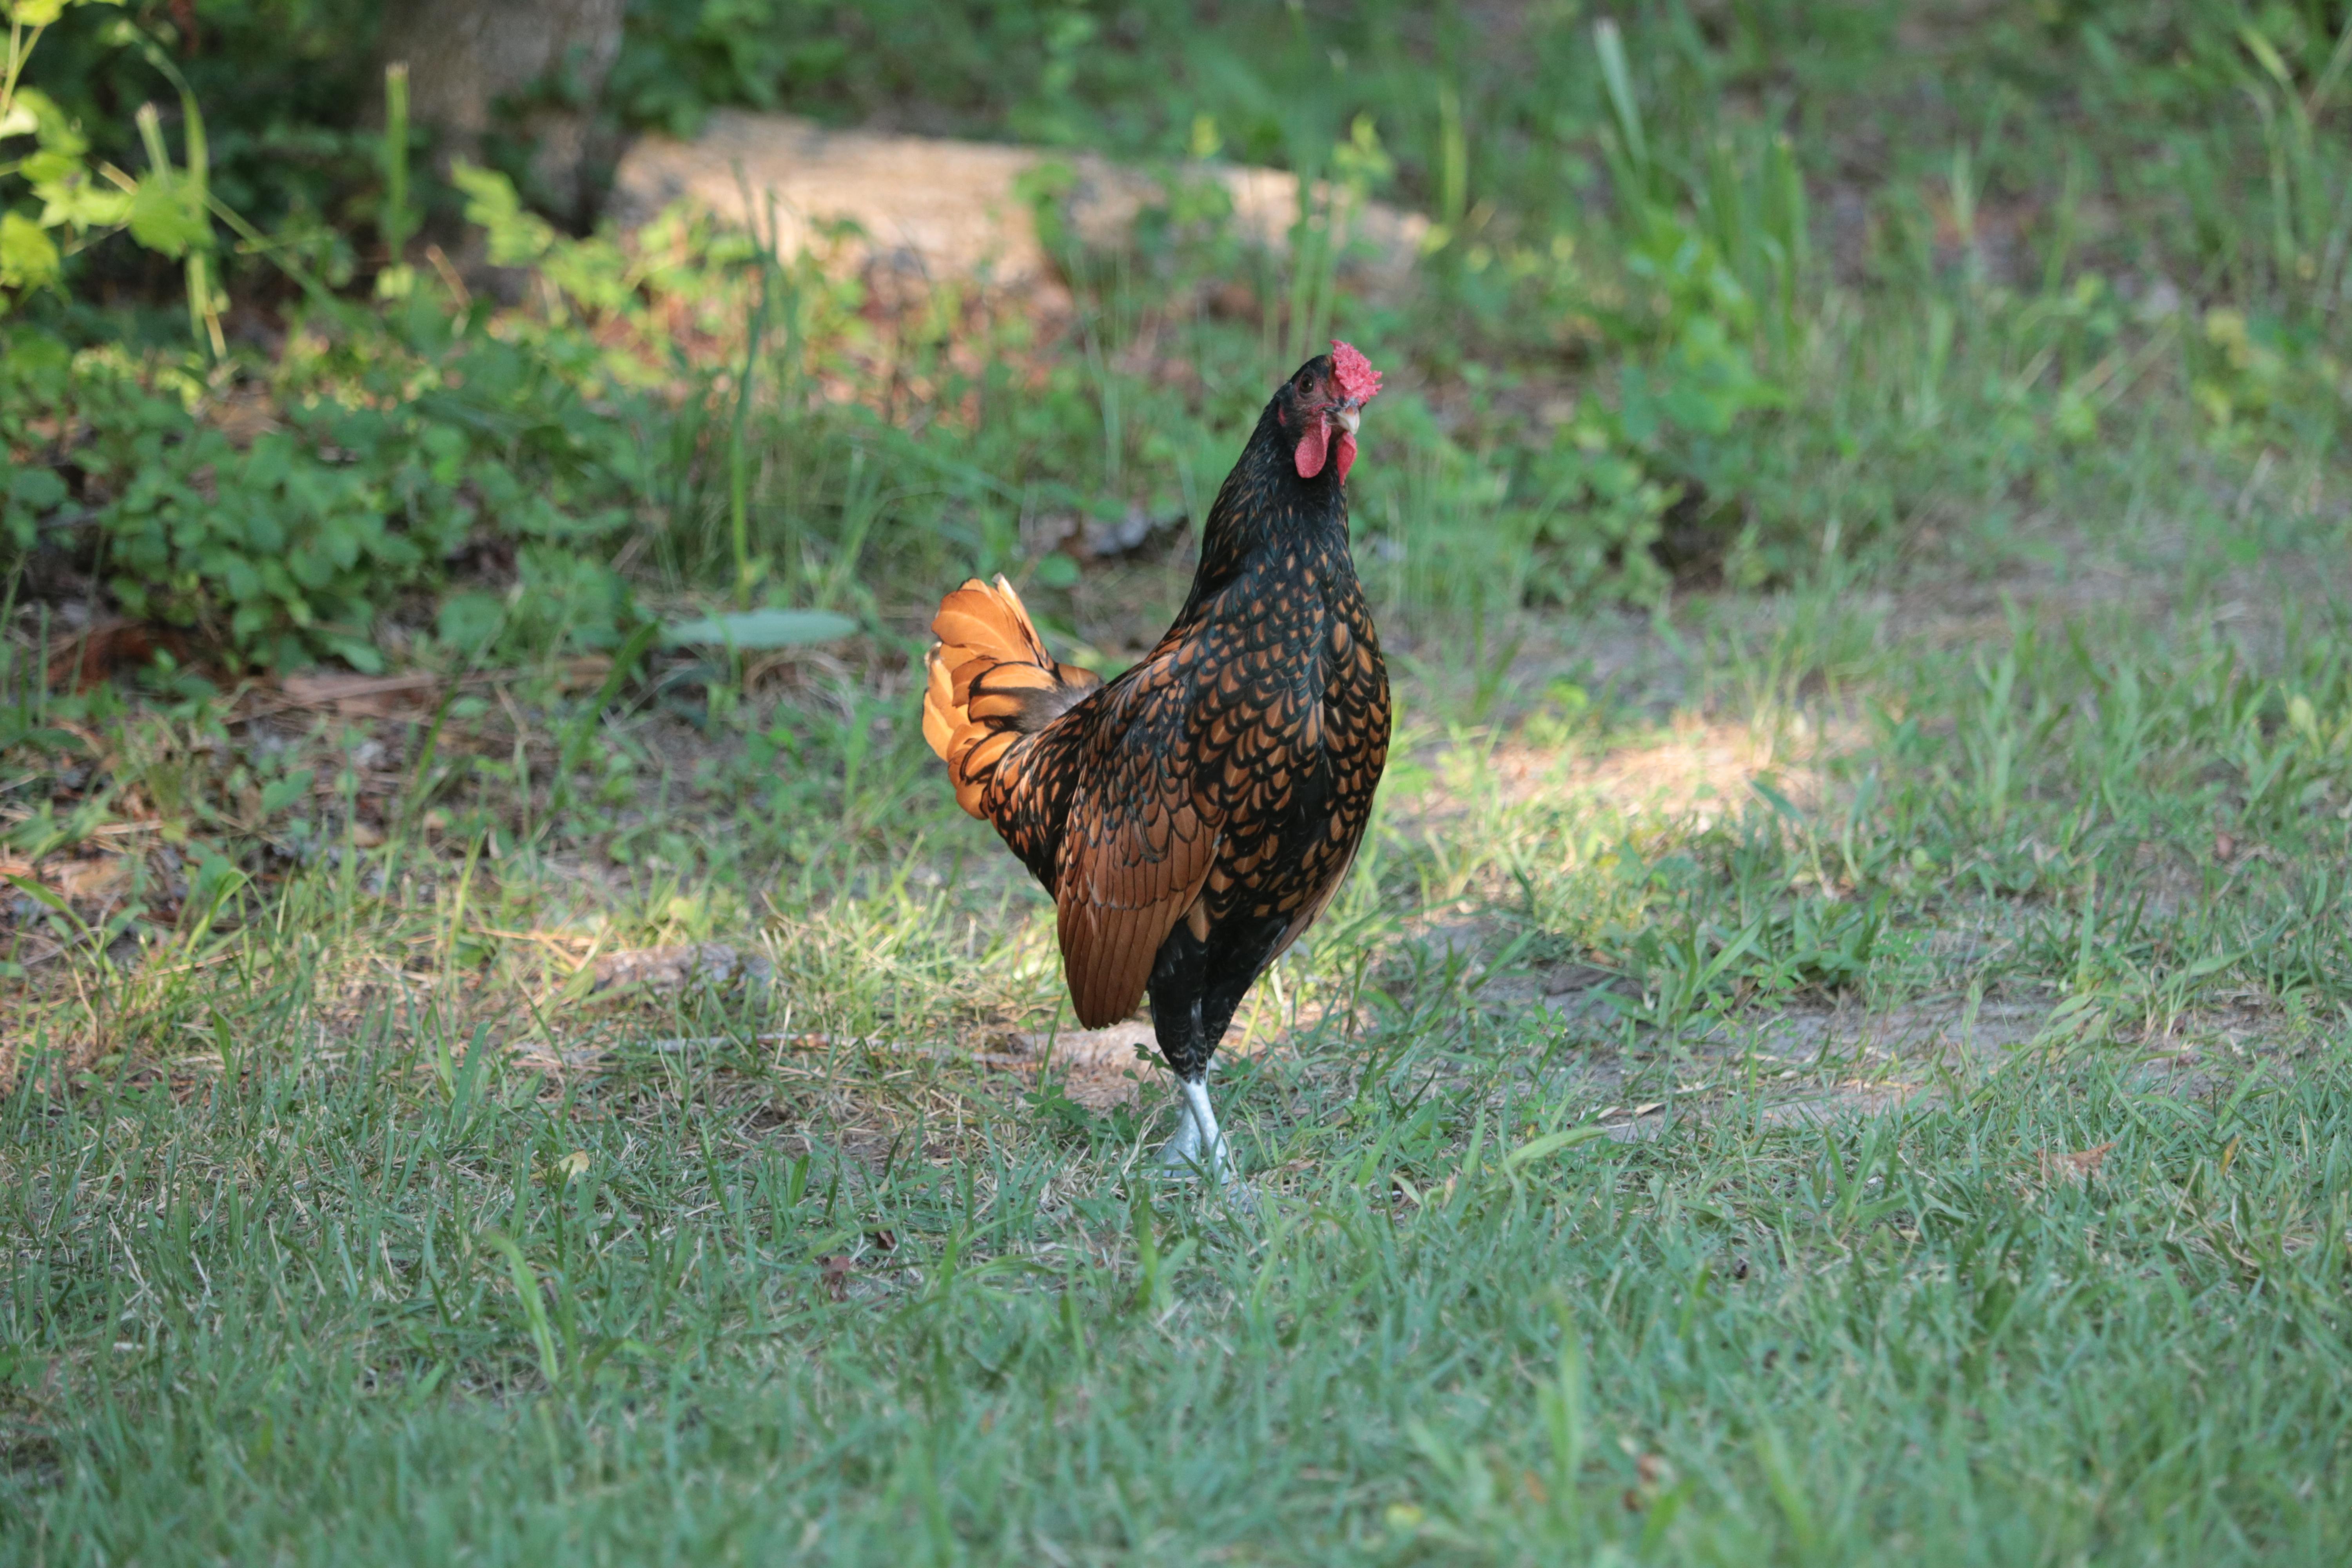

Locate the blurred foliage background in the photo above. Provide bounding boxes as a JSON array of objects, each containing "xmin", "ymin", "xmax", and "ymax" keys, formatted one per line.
[
  {"xmin": 4, "ymin": 0, "xmax": 2351, "ymax": 869},
  {"xmin": 10, "ymin": 1, "xmax": 2352, "ymax": 661}
]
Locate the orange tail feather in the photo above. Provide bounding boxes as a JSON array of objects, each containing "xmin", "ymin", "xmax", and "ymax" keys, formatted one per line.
[{"xmin": 923, "ymin": 575, "xmax": 1100, "ymax": 818}]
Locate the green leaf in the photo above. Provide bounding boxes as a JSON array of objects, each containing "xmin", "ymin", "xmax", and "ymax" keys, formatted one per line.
[
  {"xmin": 0, "ymin": 211, "xmax": 61, "ymax": 290},
  {"xmin": 480, "ymin": 1231, "xmax": 563, "ymax": 1385},
  {"xmin": 597, "ymin": 621, "xmax": 662, "ymax": 708},
  {"xmin": 4, "ymin": 873, "xmax": 73, "ymax": 916},
  {"xmin": 259, "ymin": 769, "xmax": 315, "ymax": 817},
  {"xmin": 126, "ymin": 176, "xmax": 208, "ymax": 258},
  {"xmin": 8, "ymin": 465, "xmax": 67, "ymax": 511},
  {"xmin": 1592, "ymin": 18, "xmax": 1648, "ymax": 174},
  {"xmin": 23, "ymin": 89, "xmax": 88, "ymax": 160},
  {"xmin": 662, "ymin": 608, "xmax": 858, "ymax": 650},
  {"xmin": 20, "ymin": 151, "xmax": 76, "ymax": 185},
  {"xmin": 2, "ymin": 464, "xmax": 64, "ymax": 548},
  {"xmin": 436, "ymin": 591, "xmax": 508, "ymax": 654},
  {"xmin": 7, "ymin": 0, "xmax": 69, "ymax": 29},
  {"xmin": 183, "ymin": 852, "xmax": 248, "ymax": 928},
  {"xmin": 1501, "ymin": 1124, "xmax": 1615, "ymax": 1172},
  {"xmin": 451, "ymin": 161, "xmax": 554, "ymax": 267},
  {"xmin": 34, "ymin": 162, "xmax": 132, "ymax": 230}
]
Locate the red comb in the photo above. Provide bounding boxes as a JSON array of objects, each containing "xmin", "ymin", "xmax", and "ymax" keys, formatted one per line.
[{"xmin": 1330, "ymin": 340, "xmax": 1383, "ymax": 403}]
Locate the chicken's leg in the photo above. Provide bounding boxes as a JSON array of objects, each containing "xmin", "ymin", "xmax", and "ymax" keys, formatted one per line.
[
  {"xmin": 1164, "ymin": 1076, "xmax": 1234, "ymax": 1183},
  {"xmin": 1160, "ymin": 1085, "xmax": 1205, "ymax": 1168},
  {"xmin": 1148, "ymin": 924, "xmax": 1262, "ymax": 1184}
]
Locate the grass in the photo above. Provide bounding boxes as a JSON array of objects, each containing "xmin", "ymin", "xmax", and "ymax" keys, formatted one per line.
[
  {"xmin": 7, "ymin": 549, "xmax": 2352, "ymax": 1563},
  {"xmin": 8, "ymin": 1017, "xmax": 2352, "ymax": 1563},
  {"xmin": 9, "ymin": 0, "xmax": 2352, "ymax": 1561}
]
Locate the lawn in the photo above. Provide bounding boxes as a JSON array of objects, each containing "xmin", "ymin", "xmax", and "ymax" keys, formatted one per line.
[{"xmin": 6, "ymin": 2, "xmax": 2352, "ymax": 1563}]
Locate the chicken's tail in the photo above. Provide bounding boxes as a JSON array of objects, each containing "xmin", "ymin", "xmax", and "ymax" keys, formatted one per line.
[{"xmin": 923, "ymin": 575, "xmax": 1102, "ymax": 818}]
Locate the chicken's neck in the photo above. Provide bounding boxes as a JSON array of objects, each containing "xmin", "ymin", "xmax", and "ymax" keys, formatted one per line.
[{"xmin": 1183, "ymin": 434, "xmax": 1356, "ymax": 617}]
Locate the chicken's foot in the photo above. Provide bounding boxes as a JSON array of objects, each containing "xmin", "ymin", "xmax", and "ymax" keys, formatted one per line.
[{"xmin": 1161, "ymin": 1076, "xmax": 1236, "ymax": 1184}]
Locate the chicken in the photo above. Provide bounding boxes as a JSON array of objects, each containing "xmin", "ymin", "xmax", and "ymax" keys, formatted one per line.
[{"xmin": 922, "ymin": 342, "xmax": 1390, "ymax": 1181}]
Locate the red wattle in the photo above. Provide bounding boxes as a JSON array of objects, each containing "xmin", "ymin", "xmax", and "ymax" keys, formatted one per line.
[
  {"xmin": 1294, "ymin": 416, "xmax": 1330, "ymax": 479},
  {"xmin": 1334, "ymin": 431, "xmax": 1357, "ymax": 484}
]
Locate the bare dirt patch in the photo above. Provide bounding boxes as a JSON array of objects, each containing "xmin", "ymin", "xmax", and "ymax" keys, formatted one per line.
[{"xmin": 610, "ymin": 109, "xmax": 1427, "ymax": 309}]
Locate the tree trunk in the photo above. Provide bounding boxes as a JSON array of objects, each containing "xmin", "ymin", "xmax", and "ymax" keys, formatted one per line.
[{"xmin": 376, "ymin": 0, "xmax": 625, "ymax": 227}]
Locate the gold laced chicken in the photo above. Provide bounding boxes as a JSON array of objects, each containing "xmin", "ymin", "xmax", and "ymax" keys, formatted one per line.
[{"xmin": 922, "ymin": 343, "xmax": 1391, "ymax": 1181}]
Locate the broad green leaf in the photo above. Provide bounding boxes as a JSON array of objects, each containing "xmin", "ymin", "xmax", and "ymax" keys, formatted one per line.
[
  {"xmin": 662, "ymin": 608, "xmax": 858, "ymax": 650},
  {"xmin": 35, "ymin": 164, "xmax": 132, "ymax": 230},
  {"xmin": 259, "ymin": 770, "xmax": 315, "ymax": 817},
  {"xmin": 436, "ymin": 591, "xmax": 507, "ymax": 654},
  {"xmin": 0, "ymin": 89, "xmax": 90, "ymax": 161},
  {"xmin": 126, "ymin": 177, "xmax": 207, "ymax": 257},
  {"xmin": 0, "ymin": 211, "xmax": 61, "ymax": 289},
  {"xmin": 7, "ymin": 0, "xmax": 69, "ymax": 29},
  {"xmin": 20, "ymin": 150, "xmax": 78, "ymax": 183},
  {"xmin": 7, "ymin": 465, "xmax": 67, "ymax": 511}
]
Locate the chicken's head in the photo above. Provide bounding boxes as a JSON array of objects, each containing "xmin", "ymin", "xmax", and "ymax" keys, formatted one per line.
[{"xmin": 1279, "ymin": 339, "xmax": 1384, "ymax": 484}]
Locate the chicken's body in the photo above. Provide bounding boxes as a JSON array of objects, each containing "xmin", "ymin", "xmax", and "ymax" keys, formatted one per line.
[{"xmin": 923, "ymin": 346, "xmax": 1391, "ymax": 1179}]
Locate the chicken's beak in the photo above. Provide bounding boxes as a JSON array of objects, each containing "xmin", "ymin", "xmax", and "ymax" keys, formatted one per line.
[{"xmin": 1334, "ymin": 400, "xmax": 1361, "ymax": 436}]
